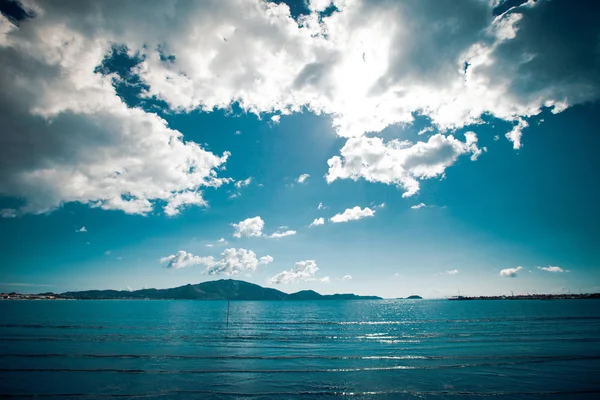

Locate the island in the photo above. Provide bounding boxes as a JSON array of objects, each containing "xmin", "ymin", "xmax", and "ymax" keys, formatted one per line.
[
  {"xmin": 1, "ymin": 279, "xmax": 382, "ymax": 301},
  {"xmin": 405, "ymin": 295, "xmax": 423, "ymax": 299}
]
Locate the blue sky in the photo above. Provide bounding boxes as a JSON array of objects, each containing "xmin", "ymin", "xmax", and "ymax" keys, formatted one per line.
[{"xmin": 0, "ymin": 0, "xmax": 599, "ymax": 298}]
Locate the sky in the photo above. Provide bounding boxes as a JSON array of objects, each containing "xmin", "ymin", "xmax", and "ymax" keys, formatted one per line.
[{"xmin": 0, "ymin": 0, "xmax": 599, "ymax": 298}]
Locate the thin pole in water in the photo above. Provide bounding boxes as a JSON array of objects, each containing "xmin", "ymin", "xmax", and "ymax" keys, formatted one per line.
[{"xmin": 226, "ymin": 301, "xmax": 230, "ymax": 330}]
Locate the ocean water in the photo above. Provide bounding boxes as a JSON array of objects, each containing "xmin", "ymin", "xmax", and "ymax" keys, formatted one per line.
[{"xmin": 1, "ymin": 300, "xmax": 599, "ymax": 399}]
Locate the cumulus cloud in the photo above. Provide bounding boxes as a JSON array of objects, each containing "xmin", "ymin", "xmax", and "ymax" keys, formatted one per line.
[
  {"xmin": 2, "ymin": 0, "xmax": 598, "ymax": 215},
  {"xmin": 411, "ymin": 203, "xmax": 427, "ymax": 209},
  {"xmin": 297, "ymin": 173, "xmax": 310, "ymax": 184},
  {"xmin": 234, "ymin": 177, "xmax": 253, "ymax": 189},
  {"xmin": 309, "ymin": 217, "xmax": 325, "ymax": 227},
  {"xmin": 538, "ymin": 266, "xmax": 565, "ymax": 273},
  {"xmin": 159, "ymin": 251, "xmax": 212, "ymax": 269},
  {"xmin": 269, "ymin": 260, "xmax": 329, "ymax": 284},
  {"xmin": 0, "ymin": 5, "xmax": 231, "ymax": 216},
  {"xmin": 268, "ymin": 229, "xmax": 297, "ymax": 239},
  {"xmin": 232, "ymin": 216, "xmax": 264, "ymax": 238},
  {"xmin": 342, "ymin": 275, "xmax": 352, "ymax": 280},
  {"xmin": 500, "ymin": 266, "xmax": 523, "ymax": 278},
  {"xmin": 160, "ymin": 248, "xmax": 273, "ymax": 275},
  {"xmin": 308, "ymin": 0, "xmax": 333, "ymax": 13},
  {"xmin": 259, "ymin": 255, "xmax": 274, "ymax": 264},
  {"xmin": 163, "ymin": 191, "xmax": 207, "ymax": 217},
  {"xmin": 1, "ymin": 209, "xmax": 17, "ymax": 218},
  {"xmin": 218, "ymin": 238, "xmax": 226, "ymax": 243},
  {"xmin": 271, "ymin": 115, "xmax": 281, "ymax": 124},
  {"xmin": 330, "ymin": 206, "xmax": 375, "ymax": 223},
  {"xmin": 327, "ymin": 133, "xmax": 482, "ymax": 197},
  {"xmin": 505, "ymin": 118, "xmax": 528, "ymax": 150},
  {"xmin": 76, "ymin": 226, "xmax": 87, "ymax": 233}
]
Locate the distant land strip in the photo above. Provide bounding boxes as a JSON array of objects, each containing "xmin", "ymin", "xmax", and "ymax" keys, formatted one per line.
[{"xmin": 1, "ymin": 279, "xmax": 382, "ymax": 301}]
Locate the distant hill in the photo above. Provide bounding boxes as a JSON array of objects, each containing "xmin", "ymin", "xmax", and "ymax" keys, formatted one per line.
[
  {"xmin": 405, "ymin": 295, "xmax": 423, "ymax": 299},
  {"xmin": 60, "ymin": 279, "xmax": 382, "ymax": 301}
]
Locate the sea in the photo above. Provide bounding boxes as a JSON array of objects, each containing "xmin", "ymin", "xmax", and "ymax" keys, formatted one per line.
[{"xmin": 1, "ymin": 299, "xmax": 599, "ymax": 399}]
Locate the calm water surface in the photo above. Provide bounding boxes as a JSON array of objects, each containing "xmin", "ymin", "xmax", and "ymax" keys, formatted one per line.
[{"xmin": 1, "ymin": 300, "xmax": 599, "ymax": 399}]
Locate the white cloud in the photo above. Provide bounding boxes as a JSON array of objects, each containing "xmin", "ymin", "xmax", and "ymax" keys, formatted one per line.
[
  {"xmin": 500, "ymin": 266, "xmax": 523, "ymax": 278},
  {"xmin": 411, "ymin": 203, "xmax": 427, "ymax": 209},
  {"xmin": 163, "ymin": 191, "xmax": 206, "ymax": 217},
  {"xmin": 327, "ymin": 133, "xmax": 482, "ymax": 197},
  {"xmin": 505, "ymin": 118, "xmax": 528, "ymax": 149},
  {"xmin": 1, "ymin": 0, "xmax": 598, "ymax": 215},
  {"xmin": 218, "ymin": 238, "xmax": 226, "ymax": 243},
  {"xmin": 271, "ymin": 115, "xmax": 281, "ymax": 124},
  {"xmin": 309, "ymin": 217, "xmax": 325, "ymax": 227},
  {"xmin": 538, "ymin": 266, "xmax": 565, "ymax": 273},
  {"xmin": 76, "ymin": 226, "xmax": 87, "ymax": 233},
  {"xmin": 317, "ymin": 202, "xmax": 326, "ymax": 210},
  {"xmin": 445, "ymin": 269, "xmax": 459, "ymax": 275},
  {"xmin": 308, "ymin": 0, "xmax": 333, "ymax": 13},
  {"xmin": 1, "ymin": 209, "xmax": 17, "ymax": 218},
  {"xmin": 0, "ymin": 7, "xmax": 230, "ymax": 216},
  {"xmin": 297, "ymin": 173, "xmax": 310, "ymax": 184},
  {"xmin": 269, "ymin": 260, "xmax": 328, "ymax": 284},
  {"xmin": 417, "ymin": 127, "xmax": 434, "ymax": 136},
  {"xmin": 342, "ymin": 275, "xmax": 352, "ymax": 280},
  {"xmin": 232, "ymin": 216, "xmax": 264, "ymax": 238},
  {"xmin": 330, "ymin": 206, "xmax": 375, "ymax": 223},
  {"xmin": 160, "ymin": 248, "xmax": 273, "ymax": 275},
  {"xmin": 206, "ymin": 248, "xmax": 274, "ymax": 276},
  {"xmin": 104, "ymin": 250, "xmax": 111, "ymax": 256},
  {"xmin": 268, "ymin": 230, "xmax": 297, "ymax": 239},
  {"xmin": 234, "ymin": 130, "xmax": 241, "ymax": 135},
  {"xmin": 259, "ymin": 255, "xmax": 274, "ymax": 264},
  {"xmin": 205, "ymin": 244, "xmax": 214, "ymax": 247},
  {"xmin": 234, "ymin": 177, "xmax": 253, "ymax": 189},
  {"xmin": 160, "ymin": 250, "xmax": 214, "ymax": 270}
]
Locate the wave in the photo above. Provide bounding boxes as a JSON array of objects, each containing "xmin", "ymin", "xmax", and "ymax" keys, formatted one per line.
[
  {"xmin": 5, "ymin": 353, "xmax": 597, "ymax": 361},
  {"xmin": 2, "ymin": 388, "xmax": 600, "ymax": 398},
  {"xmin": 2, "ymin": 389, "xmax": 600, "ymax": 398},
  {"xmin": 2, "ymin": 356, "xmax": 598, "ymax": 374},
  {"xmin": 2, "ymin": 315, "xmax": 600, "ymax": 330}
]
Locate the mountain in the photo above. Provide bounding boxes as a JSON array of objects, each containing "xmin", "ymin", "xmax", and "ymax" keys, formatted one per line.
[{"xmin": 60, "ymin": 279, "xmax": 382, "ymax": 301}]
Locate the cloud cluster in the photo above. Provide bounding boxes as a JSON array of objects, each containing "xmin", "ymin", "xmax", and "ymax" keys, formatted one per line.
[
  {"xmin": 269, "ymin": 260, "xmax": 329, "ymax": 284},
  {"xmin": 330, "ymin": 206, "xmax": 375, "ymax": 223},
  {"xmin": 327, "ymin": 133, "xmax": 482, "ymax": 197},
  {"xmin": 2, "ymin": 0, "xmax": 598, "ymax": 215},
  {"xmin": 0, "ymin": 5, "xmax": 231, "ymax": 216},
  {"xmin": 538, "ymin": 266, "xmax": 565, "ymax": 273},
  {"xmin": 309, "ymin": 217, "xmax": 325, "ymax": 227},
  {"xmin": 500, "ymin": 266, "xmax": 523, "ymax": 278},
  {"xmin": 160, "ymin": 248, "xmax": 273, "ymax": 275},
  {"xmin": 297, "ymin": 174, "xmax": 310, "ymax": 184},
  {"xmin": 234, "ymin": 177, "xmax": 253, "ymax": 189},
  {"xmin": 232, "ymin": 216, "xmax": 265, "ymax": 238},
  {"xmin": 268, "ymin": 229, "xmax": 297, "ymax": 239}
]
